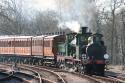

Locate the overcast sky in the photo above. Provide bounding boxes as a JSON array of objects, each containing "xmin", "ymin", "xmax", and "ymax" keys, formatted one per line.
[
  {"xmin": 30, "ymin": 0, "xmax": 57, "ymax": 11},
  {"xmin": 28, "ymin": 0, "xmax": 106, "ymax": 10},
  {"xmin": 26, "ymin": 0, "xmax": 97, "ymax": 32},
  {"xmin": 22, "ymin": 0, "xmax": 107, "ymax": 32}
]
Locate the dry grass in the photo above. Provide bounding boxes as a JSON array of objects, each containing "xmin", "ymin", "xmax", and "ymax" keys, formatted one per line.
[{"xmin": 107, "ymin": 65, "xmax": 125, "ymax": 73}]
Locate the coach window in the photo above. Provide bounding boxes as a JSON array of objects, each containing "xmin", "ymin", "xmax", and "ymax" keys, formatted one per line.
[
  {"xmin": 15, "ymin": 40, "xmax": 17, "ymax": 47},
  {"xmin": 1, "ymin": 41, "xmax": 3, "ymax": 46},
  {"xmin": 26, "ymin": 39, "xmax": 29, "ymax": 47},
  {"xmin": 1, "ymin": 40, "xmax": 4, "ymax": 47},
  {"xmin": 20, "ymin": 40, "xmax": 22, "ymax": 47},
  {"xmin": 28, "ymin": 39, "xmax": 30, "ymax": 47},
  {"xmin": 23, "ymin": 40, "xmax": 27, "ymax": 47},
  {"xmin": 22, "ymin": 39, "xmax": 24, "ymax": 47},
  {"xmin": 5, "ymin": 40, "xmax": 6, "ymax": 47},
  {"xmin": 32, "ymin": 39, "xmax": 34, "ymax": 46},
  {"xmin": 4, "ymin": 40, "xmax": 6, "ymax": 46},
  {"xmin": 37, "ymin": 40, "xmax": 39, "ymax": 46},
  {"xmin": 22, "ymin": 40, "xmax": 24, "ymax": 47},
  {"xmin": 26, "ymin": 39, "xmax": 28, "ymax": 47},
  {"xmin": 14, "ymin": 40, "xmax": 17, "ymax": 47},
  {"xmin": 44, "ymin": 40, "xmax": 50, "ymax": 47},
  {"xmin": 33, "ymin": 39, "xmax": 35, "ymax": 46},
  {"xmin": 35, "ymin": 39, "xmax": 37, "ymax": 46},
  {"xmin": 22, "ymin": 40, "xmax": 25, "ymax": 47},
  {"xmin": 1, "ymin": 41, "xmax": 3, "ymax": 47},
  {"xmin": 3, "ymin": 40, "xmax": 5, "ymax": 47},
  {"xmin": 19, "ymin": 40, "xmax": 21, "ymax": 47},
  {"xmin": 6, "ymin": 40, "xmax": 8, "ymax": 47},
  {"xmin": 38, "ymin": 40, "xmax": 40, "ymax": 46},
  {"xmin": 18, "ymin": 40, "xmax": 20, "ymax": 47},
  {"xmin": 8, "ymin": 41, "xmax": 9, "ymax": 47},
  {"xmin": 7, "ymin": 40, "xmax": 10, "ymax": 47},
  {"xmin": 36, "ymin": 40, "xmax": 38, "ymax": 46},
  {"xmin": 37, "ymin": 40, "xmax": 40, "ymax": 46},
  {"xmin": 0, "ymin": 41, "xmax": 1, "ymax": 46},
  {"xmin": 2, "ymin": 40, "xmax": 4, "ymax": 47},
  {"xmin": 17, "ymin": 40, "xmax": 19, "ymax": 47},
  {"xmin": 36, "ymin": 39, "xmax": 38, "ymax": 46},
  {"xmin": 25, "ymin": 39, "xmax": 27, "ymax": 47},
  {"xmin": 37, "ymin": 39, "xmax": 39, "ymax": 46},
  {"xmin": 39, "ymin": 40, "xmax": 42, "ymax": 46},
  {"xmin": 4, "ymin": 40, "xmax": 7, "ymax": 47},
  {"xmin": 23, "ymin": 40, "xmax": 25, "ymax": 47},
  {"xmin": 6, "ymin": 40, "xmax": 7, "ymax": 47}
]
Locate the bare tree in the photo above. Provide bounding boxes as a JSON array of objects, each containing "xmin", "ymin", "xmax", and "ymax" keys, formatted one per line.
[
  {"xmin": 0, "ymin": 0, "xmax": 26, "ymax": 35},
  {"xmin": 95, "ymin": 0, "xmax": 125, "ymax": 64},
  {"xmin": 121, "ymin": 9, "xmax": 125, "ymax": 67},
  {"xmin": 32, "ymin": 10, "xmax": 59, "ymax": 35}
]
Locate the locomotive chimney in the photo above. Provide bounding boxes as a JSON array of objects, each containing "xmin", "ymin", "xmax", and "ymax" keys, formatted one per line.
[{"xmin": 81, "ymin": 27, "xmax": 88, "ymax": 34}]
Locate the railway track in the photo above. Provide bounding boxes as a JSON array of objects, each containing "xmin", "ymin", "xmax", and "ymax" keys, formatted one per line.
[
  {"xmin": 19, "ymin": 65, "xmax": 109, "ymax": 83},
  {"xmin": 17, "ymin": 66, "xmax": 42, "ymax": 83},
  {"xmin": 1, "ymin": 63, "xmax": 125, "ymax": 83},
  {"xmin": 91, "ymin": 75, "xmax": 125, "ymax": 83},
  {"xmin": 105, "ymin": 71, "xmax": 125, "ymax": 82},
  {"xmin": 19, "ymin": 64, "xmax": 66, "ymax": 83},
  {"xmin": 32, "ymin": 65, "xmax": 125, "ymax": 83},
  {"xmin": 117, "ymin": 76, "xmax": 125, "ymax": 81},
  {"xmin": 0, "ymin": 71, "xmax": 31, "ymax": 83},
  {"xmin": 0, "ymin": 64, "xmax": 41, "ymax": 83}
]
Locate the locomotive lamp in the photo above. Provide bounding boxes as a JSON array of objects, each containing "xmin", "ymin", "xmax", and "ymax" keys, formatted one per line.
[{"xmin": 104, "ymin": 54, "xmax": 109, "ymax": 60}]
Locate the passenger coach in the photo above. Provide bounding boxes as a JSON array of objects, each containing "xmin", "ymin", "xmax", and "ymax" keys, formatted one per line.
[{"xmin": 0, "ymin": 35, "xmax": 65, "ymax": 65}]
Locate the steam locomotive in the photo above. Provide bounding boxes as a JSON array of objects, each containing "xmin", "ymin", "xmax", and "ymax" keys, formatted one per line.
[
  {"xmin": 0, "ymin": 27, "xmax": 109, "ymax": 76},
  {"xmin": 61, "ymin": 27, "xmax": 109, "ymax": 76}
]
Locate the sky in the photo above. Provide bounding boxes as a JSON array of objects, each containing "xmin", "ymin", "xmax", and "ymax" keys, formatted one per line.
[
  {"xmin": 24, "ymin": 0, "xmax": 107, "ymax": 32},
  {"xmin": 30, "ymin": 0, "xmax": 57, "ymax": 11},
  {"xmin": 29, "ymin": 0, "xmax": 105, "ymax": 11},
  {"xmin": 26, "ymin": 0, "xmax": 96, "ymax": 32}
]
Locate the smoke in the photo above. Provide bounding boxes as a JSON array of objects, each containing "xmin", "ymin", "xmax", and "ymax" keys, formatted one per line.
[
  {"xmin": 59, "ymin": 21, "xmax": 80, "ymax": 33},
  {"xmin": 57, "ymin": 0, "xmax": 96, "ymax": 32},
  {"xmin": 65, "ymin": 21, "xmax": 80, "ymax": 33}
]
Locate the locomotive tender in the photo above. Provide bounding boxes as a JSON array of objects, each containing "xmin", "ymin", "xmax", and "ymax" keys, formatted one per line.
[{"xmin": 0, "ymin": 27, "xmax": 108, "ymax": 76}]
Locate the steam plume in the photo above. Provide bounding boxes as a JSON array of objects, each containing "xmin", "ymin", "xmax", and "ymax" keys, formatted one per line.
[{"xmin": 57, "ymin": 0, "xmax": 96, "ymax": 32}]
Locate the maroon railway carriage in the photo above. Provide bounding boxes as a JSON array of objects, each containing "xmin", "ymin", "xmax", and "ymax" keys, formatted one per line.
[{"xmin": 0, "ymin": 35, "xmax": 65, "ymax": 65}]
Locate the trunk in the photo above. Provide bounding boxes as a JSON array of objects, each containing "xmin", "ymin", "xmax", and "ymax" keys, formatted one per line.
[
  {"xmin": 121, "ymin": 13, "xmax": 125, "ymax": 67},
  {"xmin": 111, "ymin": 9, "xmax": 115, "ymax": 64}
]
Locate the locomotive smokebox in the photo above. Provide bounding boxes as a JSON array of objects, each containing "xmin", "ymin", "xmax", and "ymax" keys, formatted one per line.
[{"xmin": 81, "ymin": 27, "xmax": 88, "ymax": 34}]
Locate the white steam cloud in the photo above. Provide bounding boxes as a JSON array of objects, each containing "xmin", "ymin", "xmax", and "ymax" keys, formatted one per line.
[
  {"xmin": 65, "ymin": 21, "xmax": 80, "ymax": 33},
  {"xmin": 57, "ymin": 0, "xmax": 96, "ymax": 32},
  {"xmin": 59, "ymin": 21, "xmax": 80, "ymax": 33}
]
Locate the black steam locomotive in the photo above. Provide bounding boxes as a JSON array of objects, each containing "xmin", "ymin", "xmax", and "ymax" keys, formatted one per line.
[
  {"xmin": 62, "ymin": 27, "xmax": 109, "ymax": 76},
  {"xmin": 84, "ymin": 33, "xmax": 107, "ymax": 75}
]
